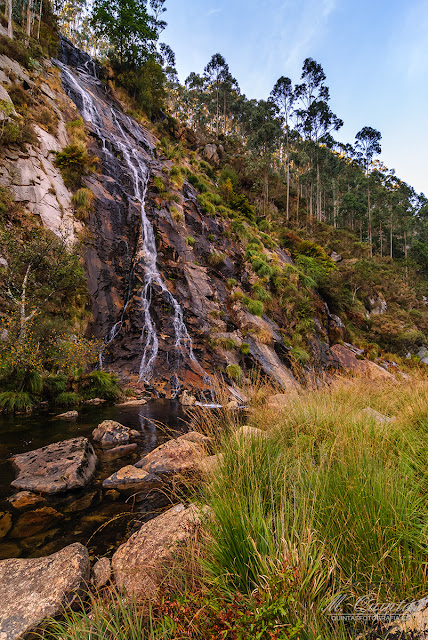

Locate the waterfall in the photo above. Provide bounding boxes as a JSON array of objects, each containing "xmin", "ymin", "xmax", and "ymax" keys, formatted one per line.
[{"xmin": 57, "ymin": 56, "xmax": 206, "ymax": 383}]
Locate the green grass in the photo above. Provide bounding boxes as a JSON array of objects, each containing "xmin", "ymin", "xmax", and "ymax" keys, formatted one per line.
[
  {"xmin": 225, "ymin": 364, "xmax": 243, "ymax": 382},
  {"xmin": 55, "ymin": 391, "xmax": 80, "ymax": 406},
  {"xmin": 198, "ymin": 379, "xmax": 428, "ymax": 638},
  {"xmin": 0, "ymin": 390, "xmax": 34, "ymax": 412}
]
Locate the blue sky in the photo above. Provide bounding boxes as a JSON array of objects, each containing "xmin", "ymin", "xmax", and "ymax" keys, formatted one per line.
[{"xmin": 163, "ymin": 0, "xmax": 428, "ymax": 196}]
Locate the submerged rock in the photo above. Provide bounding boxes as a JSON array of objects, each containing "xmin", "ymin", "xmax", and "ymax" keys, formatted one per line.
[
  {"xmin": 56, "ymin": 410, "xmax": 78, "ymax": 419},
  {"xmin": 10, "ymin": 507, "xmax": 63, "ymax": 539},
  {"xmin": 112, "ymin": 503, "xmax": 202, "ymax": 599},
  {"xmin": 0, "ymin": 513, "xmax": 12, "ymax": 540},
  {"xmin": 0, "ymin": 542, "xmax": 90, "ymax": 640},
  {"xmin": 7, "ymin": 492, "xmax": 47, "ymax": 511},
  {"xmin": 101, "ymin": 443, "xmax": 138, "ymax": 461},
  {"xmin": 10, "ymin": 437, "xmax": 97, "ymax": 495}
]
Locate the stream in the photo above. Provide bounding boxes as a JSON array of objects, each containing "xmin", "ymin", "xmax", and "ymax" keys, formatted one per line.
[{"xmin": 0, "ymin": 400, "xmax": 190, "ymax": 561}]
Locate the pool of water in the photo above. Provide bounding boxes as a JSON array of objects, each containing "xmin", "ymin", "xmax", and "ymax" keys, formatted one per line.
[{"xmin": 0, "ymin": 400, "xmax": 190, "ymax": 561}]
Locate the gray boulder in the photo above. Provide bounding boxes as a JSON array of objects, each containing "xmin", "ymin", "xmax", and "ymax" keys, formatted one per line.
[
  {"xmin": 0, "ymin": 542, "xmax": 90, "ymax": 640},
  {"xmin": 92, "ymin": 420, "xmax": 138, "ymax": 446},
  {"xmin": 10, "ymin": 437, "xmax": 97, "ymax": 495}
]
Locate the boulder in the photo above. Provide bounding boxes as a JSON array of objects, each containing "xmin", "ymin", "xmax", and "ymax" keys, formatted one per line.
[
  {"xmin": 200, "ymin": 453, "xmax": 223, "ymax": 475},
  {"xmin": 360, "ymin": 407, "xmax": 395, "ymax": 424},
  {"xmin": 328, "ymin": 344, "xmax": 395, "ymax": 381},
  {"xmin": 235, "ymin": 425, "xmax": 265, "ymax": 440},
  {"xmin": 10, "ymin": 437, "xmax": 98, "ymax": 495},
  {"xmin": 112, "ymin": 504, "xmax": 202, "ymax": 599},
  {"xmin": 91, "ymin": 557, "xmax": 111, "ymax": 589},
  {"xmin": 92, "ymin": 420, "xmax": 136, "ymax": 446},
  {"xmin": 7, "ymin": 492, "xmax": 47, "ymax": 511},
  {"xmin": 177, "ymin": 431, "xmax": 212, "ymax": 449},
  {"xmin": 0, "ymin": 543, "xmax": 90, "ymax": 640},
  {"xmin": 202, "ymin": 143, "xmax": 220, "ymax": 165},
  {"xmin": 135, "ymin": 438, "xmax": 206, "ymax": 480},
  {"xmin": 63, "ymin": 491, "xmax": 98, "ymax": 514},
  {"xmin": 10, "ymin": 507, "xmax": 63, "ymax": 539},
  {"xmin": 102, "ymin": 466, "xmax": 159, "ymax": 492},
  {"xmin": 116, "ymin": 398, "xmax": 147, "ymax": 406},
  {"xmin": 85, "ymin": 398, "xmax": 106, "ymax": 405}
]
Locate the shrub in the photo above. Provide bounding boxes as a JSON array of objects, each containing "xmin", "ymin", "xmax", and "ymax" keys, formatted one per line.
[
  {"xmin": 55, "ymin": 391, "xmax": 80, "ymax": 406},
  {"xmin": 244, "ymin": 299, "xmax": 264, "ymax": 317},
  {"xmin": 43, "ymin": 374, "xmax": 68, "ymax": 398},
  {"xmin": 81, "ymin": 371, "xmax": 121, "ymax": 401},
  {"xmin": 240, "ymin": 342, "xmax": 250, "ymax": 355},
  {"xmin": 169, "ymin": 166, "xmax": 183, "ymax": 189},
  {"xmin": 186, "ymin": 236, "xmax": 196, "ymax": 247},
  {"xmin": 216, "ymin": 337, "xmax": 237, "ymax": 350},
  {"xmin": 290, "ymin": 346, "xmax": 310, "ymax": 365},
  {"xmin": 54, "ymin": 144, "xmax": 95, "ymax": 190},
  {"xmin": 252, "ymin": 283, "xmax": 271, "ymax": 302},
  {"xmin": 197, "ymin": 194, "xmax": 216, "ymax": 216},
  {"xmin": 208, "ymin": 233, "xmax": 215, "ymax": 242},
  {"xmin": 170, "ymin": 206, "xmax": 183, "ymax": 223},
  {"xmin": 65, "ymin": 118, "xmax": 86, "ymax": 144},
  {"xmin": 208, "ymin": 251, "xmax": 225, "ymax": 268},
  {"xmin": 226, "ymin": 364, "xmax": 243, "ymax": 383},
  {"xmin": 0, "ymin": 391, "xmax": 34, "ymax": 412},
  {"xmin": 72, "ymin": 188, "xmax": 95, "ymax": 221},
  {"xmin": 227, "ymin": 278, "xmax": 237, "ymax": 289}
]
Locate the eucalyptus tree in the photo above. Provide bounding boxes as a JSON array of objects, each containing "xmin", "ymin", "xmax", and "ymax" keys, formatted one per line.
[
  {"xmin": 355, "ymin": 126, "xmax": 382, "ymax": 255},
  {"xmin": 204, "ymin": 53, "xmax": 231, "ymax": 139},
  {"xmin": 294, "ymin": 58, "xmax": 343, "ymax": 222},
  {"xmin": 269, "ymin": 76, "xmax": 294, "ymax": 221}
]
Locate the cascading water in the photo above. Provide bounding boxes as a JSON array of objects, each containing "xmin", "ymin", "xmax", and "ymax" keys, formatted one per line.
[{"xmin": 57, "ymin": 47, "xmax": 207, "ymax": 383}]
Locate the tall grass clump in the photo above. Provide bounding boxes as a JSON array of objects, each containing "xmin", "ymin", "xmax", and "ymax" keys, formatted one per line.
[{"xmin": 199, "ymin": 378, "xmax": 428, "ymax": 638}]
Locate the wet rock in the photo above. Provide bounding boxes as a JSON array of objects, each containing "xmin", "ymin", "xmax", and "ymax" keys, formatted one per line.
[
  {"xmin": 10, "ymin": 507, "xmax": 63, "ymax": 539},
  {"xmin": 0, "ymin": 542, "xmax": 90, "ymax": 640},
  {"xmin": 63, "ymin": 491, "xmax": 98, "ymax": 513},
  {"xmin": 20, "ymin": 528, "xmax": 61, "ymax": 551},
  {"xmin": 92, "ymin": 420, "xmax": 135, "ymax": 446},
  {"xmin": 105, "ymin": 489, "xmax": 120, "ymax": 501},
  {"xmin": 246, "ymin": 338, "xmax": 298, "ymax": 391},
  {"xmin": 85, "ymin": 398, "xmax": 106, "ymax": 405},
  {"xmin": 180, "ymin": 390, "xmax": 196, "ymax": 406},
  {"xmin": 328, "ymin": 344, "xmax": 395, "ymax": 381},
  {"xmin": 7, "ymin": 492, "xmax": 47, "ymax": 511},
  {"xmin": 0, "ymin": 542, "xmax": 21, "ymax": 560},
  {"xmin": 102, "ymin": 466, "xmax": 159, "ymax": 492},
  {"xmin": 0, "ymin": 513, "xmax": 12, "ymax": 540},
  {"xmin": 112, "ymin": 503, "xmax": 202, "ymax": 599},
  {"xmin": 92, "ymin": 557, "xmax": 111, "ymax": 589},
  {"xmin": 101, "ymin": 443, "xmax": 138, "ymax": 461},
  {"xmin": 10, "ymin": 437, "xmax": 98, "ymax": 495},
  {"xmin": 135, "ymin": 438, "xmax": 207, "ymax": 479},
  {"xmin": 56, "ymin": 410, "xmax": 78, "ymax": 419},
  {"xmin": 116, "ymin": 398, "xmax": 147, "ymax": 406},
  {"xmin": 328, "ymin": 314, "xmax": 346, "ymax": 344}
]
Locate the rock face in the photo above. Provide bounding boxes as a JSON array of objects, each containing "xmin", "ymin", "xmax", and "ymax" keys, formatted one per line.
[
  {"xmin": 91, "ymin": 557, "xmax": 111, "ymax": 589},
  {"xmin": 7, "ymin": 492, "xmax": 47, "ymax": 511},
  {"xmin": 0, "ymin": 542, "xmax": 90, "ymax": 640},
  {"xmin": 10, "ymin": 437, "xmax": 98, "ymax": 495},
  {"xmin": 112, "ymin": 504, "xmax": 202, "ymax": 599},
  {"xmin": 92, "ymin": 420, "xmax": 137, "ymax": 446}
]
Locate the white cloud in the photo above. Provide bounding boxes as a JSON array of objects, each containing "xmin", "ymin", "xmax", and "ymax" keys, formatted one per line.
[{"xmin": 208, "ymin": 7, "xmax": 222, "ymax": 15}]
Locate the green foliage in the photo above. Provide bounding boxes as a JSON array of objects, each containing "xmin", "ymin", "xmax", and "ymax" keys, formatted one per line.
[
  {"xmin": 196, "ymin": 194, "xmax": 216, "ymax": 216},
  {"xmin": 252, "ymin": 282, "xmax": 271, "ymax": 302},
  {"xmin": 54, "ymin": 144, "xmax": 96, "ymax": 190},
  {"xmin": 244, "ymin": 298, "xmax": 264, "ymax": 317},
  {"xmin": 43, "ymin": 374, "xmax": 68, "ymax": 398},
  {"xmin": 290, "ymin": 346, "xmax": 310, "ymax": 364},
  {"xmin": 226, "ymin": 363, "xmax": 243, "ymax": 382},
  {"xmin": 187, "ymin": 172, "xmax": 209, "ymax": 193},
  {"xmin": 170, "ymin": 206, "xmax": 183, "ymax": 222},
  {"xmin": 55, "ymin": 391, "xmax": 80, "ymax": 406},
  {"xmin": 80, "ymin": 371, "xmax": 122, "ymax": 401},
  {"xmin": 240, "ymin": 342, "xmax": 250, "ymax": 355},
  {"xmin": 186, "ymin": 235, "xmax": 196, "ymax": 247},
  {"xmin": 215, "ymin": 337, "xmax": 237, "ymax": 351},
  {"xmin": 207, "ymin": 251, "xmax": 225, "ymax": 268},
  {"xmin": 226, "ymin": 278, "xmax": 237, "ymax": 289},
  {"xmin": 169, "ymin": 165, "xmax": 183, "ymax": 189},
  {"xmin": 0, "ymin": 391, "xmax": 34, "ymax": 412},
  {"xmin": 72, "ymin": 188, "xmax": 95, "ymax": 221}
]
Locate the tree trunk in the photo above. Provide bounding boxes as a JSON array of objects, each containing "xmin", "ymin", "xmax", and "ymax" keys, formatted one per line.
[
  {"xmin": 286, "ymin": 128, "xmax": 290, "ymax": 223},
  {"xmin": 368, "ymin": 184, "xmax": 372, "ymax": 257},
  {"xmin": 36, "ymin": 0, "xmax": 42, "ymax": 39},
  {"xmin": 316, "ymin": 162, "xmax": 321, "ymax": 221},
  {"xmin": 26, "ymin": 0, "xmax": 32, "ymax": 37},
  {"xmin": 380, "ymin": 220, "xmax": 383, "ymax": 257},
  {"xmin": 7, "ymin": 0, "xmax": 13, "ymax": 38},
  {"xmin": 404, "ymin": 230, "xmax": 408, "ymax": 282},
  {"xmin": 390, "ymin": 212, "xmax": 393, "ymax": 259},
  {"xmin": 296, "ymin": 176, "xmax": 300, "ymax": 226}
]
